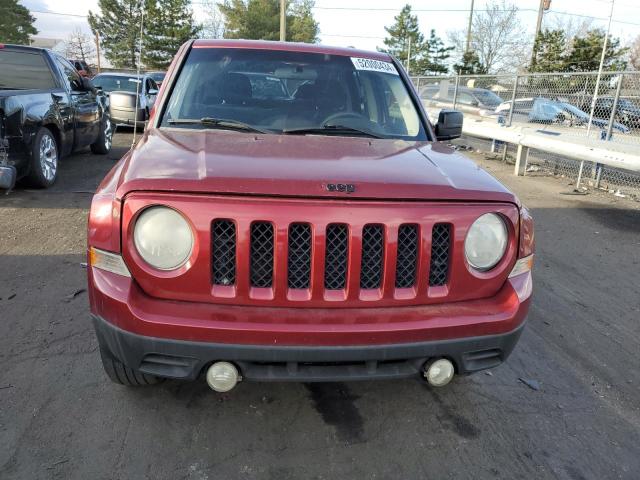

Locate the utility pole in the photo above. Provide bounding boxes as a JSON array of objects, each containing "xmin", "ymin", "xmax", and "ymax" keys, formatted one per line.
[
  {"xmin": 406, "ymin": 36, "xmax": 412, "ymax": 75},
  {"xmin": 465, "ymin": 0, "xmax": 474, "ymax": 53},
  {"xmin": 279, "ymin": 0, "xmax": 286, "ymax": 41},
  {"xmin": 132, "ymin": 3, "xmax": 145, "ymax": 148},
  {"xmin": 586, "ymin": 0, "xmax": 615, "ymax": 137},
  {"xmin": 94, "ymin": 32, "xmax": 101, "ymax": 74},
  {"xmin": 530, "ymin": 0, "xmax": 550, "ymax": 66}
]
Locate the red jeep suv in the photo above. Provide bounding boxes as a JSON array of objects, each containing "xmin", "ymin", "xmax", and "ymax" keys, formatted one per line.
[{"xmin": 88, "ymin": 40, "xmax": 534, "ymax": 391}]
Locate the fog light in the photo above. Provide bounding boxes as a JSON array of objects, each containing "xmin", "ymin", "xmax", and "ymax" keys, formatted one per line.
[
  {"xmin": 423, "ymin": 358, "xmax": 455, "ymax": 387},
  {"xmin": 206, "ymin": 362, "xmax": 239, "ymax": 392}
]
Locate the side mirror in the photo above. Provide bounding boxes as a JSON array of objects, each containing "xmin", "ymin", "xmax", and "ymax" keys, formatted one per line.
[
  {"xmin": 81, "ymin": 77, "xmax": 94, "ymax": 91},
  {"xmin": 435, "ymin": 109, "xmax": 463, "ymax": 141},
  {"xmin": 0, "ymin": 165, "xmax": 17, "ymax": 191},
  {"xmin": 148, "ymin": 89, "xmax": 158, "ymax": 96}
]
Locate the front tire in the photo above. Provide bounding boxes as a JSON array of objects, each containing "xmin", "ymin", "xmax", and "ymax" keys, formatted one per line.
[
  {"xmin": 25, "ymin": 127, "xmax": 58, "ymax": 188},
  {"xmin": 99, "ymin": 346, "xmax": 161, "ymax": 386},
  {"xmin": 91, "ymin": 116, "xmax": 114, "ymax": 155}
]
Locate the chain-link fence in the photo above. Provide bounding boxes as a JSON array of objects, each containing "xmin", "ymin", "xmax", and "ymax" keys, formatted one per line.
[{"xmin": 412, "ymin": 71, "xmax": 640, "ymax": 200}]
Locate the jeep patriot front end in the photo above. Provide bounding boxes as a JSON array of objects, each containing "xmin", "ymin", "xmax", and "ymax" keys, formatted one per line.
[{"xmin": 88, "ymin": 40, "xmax": 534, "ymax": 390}]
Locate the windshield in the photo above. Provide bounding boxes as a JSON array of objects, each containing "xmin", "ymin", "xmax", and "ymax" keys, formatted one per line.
[
  {"xmin": 560, "ymin": 102, "xmax": 588, "ymax": 119},
  {"xmin": 161, "ymin": 48, "xmax": 426, "ymax": 140},
  {"xmin": 93, "ymin": 75, "xmax": 142, "ymax": 93},
  {"xmin": 473, "ymin": 90, "xmax": 503, "ymax": 107},
  {"xmin": 149, "ymin": 72, "xmax": 166, "ymax": 82}
]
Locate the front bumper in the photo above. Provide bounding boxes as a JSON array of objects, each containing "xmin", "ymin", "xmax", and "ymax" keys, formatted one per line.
[
  {"xmin": 89, "ymin": 267, "xmax": 532, "ymax": 382},
  {"xmin": 93, "ymin": 314, "xmax": 525, "ymax": 381}
]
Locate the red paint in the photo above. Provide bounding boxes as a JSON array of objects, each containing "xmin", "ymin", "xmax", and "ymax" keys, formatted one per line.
[
  {"xmin": 89, "ymin": 266, "xmax": 531, "ymax": 346},
  {"xmin": 87, "ymin": 40, "xmax": 534, "ymax": 350},
  {"xmin": 115, "ymin": 128, "xmax": 519, "ymax": 204},
  {"xmin": 119, "ymin": 193, "xmax": 519, "ymax": 308}
]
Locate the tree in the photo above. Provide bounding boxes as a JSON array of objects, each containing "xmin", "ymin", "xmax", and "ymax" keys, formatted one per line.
[
  {"xmin": 453, "ymin": 50, "xmax": 487, "ymax": 75},
  {"xmin": 422, "ymin": 29, "xmax": 454, "ymax": 74},
  {"xmin": 89, "ymin": 0, "xmax": 147, "ymax": 69},
  {"xmin": 448, "ymin": 0, "xmax": 529, "ymax": 73},
  {"xmin": 563, "ymin": 29, "xmax": 628, "ymax": 72},
  {"xmin": 630, "ymin": 35, "xmax": 640, "ymax": 71},
  {"xmin": 143, "ymin": 0, "xmax": 199, "ymax": 69},
  {"xmin": 288, "ymin": 0, "xmax": 318, "ymax": 43},
  {"xmin": 218, "ymin": 0, "xmax": 318, "ymax": 43},
  {"xmin": 201, "ymin": 0, "xmax": 226, "ymax": 38},
  {"xmin": 379, "ymin": 5, "xmax": 427, "ymax": 75},
  {"xmin": 529, "ymin": 29, "xmax": 566, "ymax": 73},
  {"xmin": 0, "ymin": 0, "xmax": 38, "ymax": 45},
  {"xmin": 65, "ymin": 28, "xmax": 96, "ymax": 65}
]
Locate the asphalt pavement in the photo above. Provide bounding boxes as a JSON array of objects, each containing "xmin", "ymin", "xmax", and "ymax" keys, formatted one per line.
[{"xmin": 1, "ymin": 131, "xmax": 639, "ymax": 479}]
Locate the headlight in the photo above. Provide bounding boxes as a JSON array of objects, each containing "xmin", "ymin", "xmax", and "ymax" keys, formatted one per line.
[
  {"xmin": 133, "ymin": 206, "xmax": 194, "ymax": 270},
  {"xmin": 464, "ymin": 213, "xmax": 508, "ymax": 271}
]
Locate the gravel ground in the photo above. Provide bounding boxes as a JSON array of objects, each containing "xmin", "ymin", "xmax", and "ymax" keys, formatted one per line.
[{"xmin": 1, "ymin": 131, "xmax": 639, "ymax": 480}]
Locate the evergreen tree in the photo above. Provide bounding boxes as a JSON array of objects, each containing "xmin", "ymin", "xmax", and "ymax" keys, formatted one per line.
[
  {"xmin": 422, "ymin": 29, "xmax": 454, "ymax": 74},
  {"xmin": 453, "ymin": 50, "xmax": 487, "ymax": 75},
  {"xmin": 529, "ymin": 29, "xmax": 567, "ymax": 72},
  {"xmin": 563, "ymin": 29, "xmax": 628, "ymax": 72},
  {"xmin": 89, "ymin": 0, "xmax": 147, "ymax": 69},
  {"xmin": 288, "ymin": 0, "xmax": 318, "ymax": 43},
  {"xmin": 218, "ymin": 0, "xmax": 318, "ymax": 43},
  {"xmin": 0, "ymin": 0, "xmax": 38, "ymax": 45},
  {"xmin": 379, "ymin": 4, "xmax": 426, "ymax": 75},
  {"xmin": 144, "ymin": 0, "xmax": 199, "ymax": 69}
]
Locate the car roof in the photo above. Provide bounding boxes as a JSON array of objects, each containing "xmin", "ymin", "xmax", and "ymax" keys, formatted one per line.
[
  {"xmin": 0, "ymin": 44, "xmax": 48, "ymax": 53},
  {"xmin": 192, "ymin": 39, "xmax": 392, "ymax": 62}
]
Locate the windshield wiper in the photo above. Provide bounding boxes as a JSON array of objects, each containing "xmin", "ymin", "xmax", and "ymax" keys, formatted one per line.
[
  {"xmin": 167, "ymin": 117, "xmax": 269, "ymax": 134},
  {"xmin": 283, "ymin": 124, "xmax": 383, "ymax": 139}
]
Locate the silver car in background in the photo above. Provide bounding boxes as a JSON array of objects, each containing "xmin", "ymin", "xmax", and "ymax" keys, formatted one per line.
[{"xmin": 92, "ymin": 73, "xmax": 159, "ymax": 127}]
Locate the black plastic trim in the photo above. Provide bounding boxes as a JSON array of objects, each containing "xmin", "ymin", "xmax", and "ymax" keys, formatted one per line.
[{"xmin": 93, "ymin": 315, "xmax": 525, "ymax": 382}]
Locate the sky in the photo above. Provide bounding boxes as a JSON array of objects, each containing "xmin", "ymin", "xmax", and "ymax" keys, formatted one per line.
[{"xmin": 20, "ymin": 0, "xmax": 640, "ymax": 53}]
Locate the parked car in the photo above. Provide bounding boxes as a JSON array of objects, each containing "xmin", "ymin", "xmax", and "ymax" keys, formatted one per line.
[
  {"xmin": 0, "ymin": 44, "xmax": 112, "ymax": 189},
  {"xmin": 496, "ymin": 97, "xmax": 630, "ymax": 133},
  {"xmin": 420, "ymin": 85, "xmax": 504, "ymax": 117},
  {"xmin": 580, "ymin": 97, "xmax": 640, "ymax": 129},
  {"xmin": 70, "ymin": 59, "xmax": 93, "ymax": 78},
  {"xmin": 148, "ymin": 71, "xmax": 166, "ymax": 88},
  {"xmin": 88, "ymin": 39, "xmax": 534, "ymax": 392},
  {"xmin": 92, "ymin": 72, "xmax": 159, "ymax": 127}
]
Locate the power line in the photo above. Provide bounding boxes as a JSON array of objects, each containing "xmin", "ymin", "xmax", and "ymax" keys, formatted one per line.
[{"xmin": 28, "ymin": 6, "xmax": 640, "ymax": 28}]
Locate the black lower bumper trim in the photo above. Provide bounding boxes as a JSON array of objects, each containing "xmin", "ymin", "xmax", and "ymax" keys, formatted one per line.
[{"xmin": 92, "ymin": 315, "xmax": 525, "ymax": 382}]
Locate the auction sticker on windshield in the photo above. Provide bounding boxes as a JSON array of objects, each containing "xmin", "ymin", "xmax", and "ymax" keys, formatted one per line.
[{"xmin": 351, "ymin": 57, "xmax": 399, "ymax": 75}]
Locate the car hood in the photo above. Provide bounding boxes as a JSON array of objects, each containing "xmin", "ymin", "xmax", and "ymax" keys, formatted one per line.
[{"xmin": 115, "ymin": 128, "xmax": 518, "ymax": 204}]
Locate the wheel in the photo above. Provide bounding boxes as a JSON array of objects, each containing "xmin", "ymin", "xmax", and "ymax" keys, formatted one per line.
[
  {"xmin": 25, "ymin": 127, "xmax": 58, "ymax": 188},
  {"xmin": 91, "ymin": 116, "xmax": 114, "ymax": 154},
  {"xmin": 99, "ymin": 346, "xmax": 162, "ymax": 386}
]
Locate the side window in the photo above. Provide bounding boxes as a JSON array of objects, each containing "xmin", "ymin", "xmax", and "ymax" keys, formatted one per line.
[
  {"xmin": 149, "ymin": 79, "xmax": 158, "ymax": 92},
  {"xmin": 457, "ymin": 92, "xmax": 475, "ymax": 105},
  {"xmin": 55, "ymin": 56, "xmax": 82, "ymax": 91}
]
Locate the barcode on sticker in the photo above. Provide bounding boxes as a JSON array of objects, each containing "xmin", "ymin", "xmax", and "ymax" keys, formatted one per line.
[{"xmin": 351, "ymin": 57, "xmax": 398, "ymax": 75}]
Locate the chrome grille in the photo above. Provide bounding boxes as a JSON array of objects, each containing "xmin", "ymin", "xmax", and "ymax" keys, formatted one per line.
[
  {"xmin": 360, "ymin": 224, "xmax": 384, "ymax": 289},
  {"xmin": 324, "ymin": 224, "xmax": 349, "ymax": 290},
  {"xmin": 287, "ymin": 223, "xmax": 312, "ymax": 289},
  {"xmin": 250, "ymin": 222, "xmax": 274, "ymax": 288},
  {"xmin": 395, "ymin": 224, "xmax": 419, "ymax": 288},
  {"xmin": 429, "ymin": 223, "xmax": 450, "ymax": 286},
  {"xmin": 212, "ymin": 220, "xmax": 236, "ymax": 286}
]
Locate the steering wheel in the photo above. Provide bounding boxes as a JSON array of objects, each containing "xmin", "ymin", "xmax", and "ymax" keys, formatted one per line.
[{"xmin": 322, "ymin": 111, "xmax": 369, "ymax": 125}]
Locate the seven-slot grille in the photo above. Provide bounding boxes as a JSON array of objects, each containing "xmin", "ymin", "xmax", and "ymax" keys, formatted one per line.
[{"xmin": 211, "ymin": 221, "xmax": 452, "ymax": 295}]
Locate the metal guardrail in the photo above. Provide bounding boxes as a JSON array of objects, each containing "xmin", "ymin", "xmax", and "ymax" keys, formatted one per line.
[
  {"xmin": 413, "ymin": 71, "xmax": 640, "ymax": 193},
  {"xmin": 461, "ymin": 119, "xmax": 640, "ymax": 181}
]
